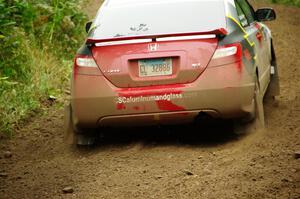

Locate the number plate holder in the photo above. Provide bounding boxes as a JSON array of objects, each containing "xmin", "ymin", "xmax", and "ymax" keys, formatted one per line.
[{"xmin": 138, "ymin": 58, "xmax": 172, "ymax": 77}]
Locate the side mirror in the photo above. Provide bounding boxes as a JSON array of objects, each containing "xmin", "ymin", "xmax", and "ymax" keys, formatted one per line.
[
  {"xmin": 85, "ymin": 21, "xmax": 93, "ymax": 33},
  {"xmin": 255, "ymin": 8, "xmax": 276, "ymax": 22}
]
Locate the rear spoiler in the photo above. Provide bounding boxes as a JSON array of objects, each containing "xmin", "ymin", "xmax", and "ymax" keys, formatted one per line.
[{"xmin": 86, "ymin": 28, "xmax": 228, "ymax": 44}]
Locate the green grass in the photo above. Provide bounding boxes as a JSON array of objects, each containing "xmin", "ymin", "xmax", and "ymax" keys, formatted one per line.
[
  {"xmin": 0, "ymin": 48, "xmax": 72, "ymax": 136},
  {"xmin": 0, "ymin": 0, "xmax": 87, "ymax": 136},
  {"xmin": 270, "ymin": 0, "xmax": 300, "ymax": 7}
]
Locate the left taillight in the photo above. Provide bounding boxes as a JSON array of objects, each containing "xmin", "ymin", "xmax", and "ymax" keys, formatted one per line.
[
  {"xmin": 76, "ymin": 56, "xmax": 97, "ymax": 67},
  {"xmin": 74, "ymin": 55, "xmax": 102, "ymax": 76}
]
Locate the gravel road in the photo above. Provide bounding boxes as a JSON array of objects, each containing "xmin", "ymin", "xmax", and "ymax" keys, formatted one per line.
[{"xmin": 0, "ymin": 1, "xmax": 299, "ymax": 198}]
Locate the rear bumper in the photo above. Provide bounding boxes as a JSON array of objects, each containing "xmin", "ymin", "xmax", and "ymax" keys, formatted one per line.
[{"xmin": 71, "ymin": 63, "xmax": 255, "ymax": 128}]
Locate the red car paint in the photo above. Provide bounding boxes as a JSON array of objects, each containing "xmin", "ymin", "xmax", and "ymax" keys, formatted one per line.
[
  {"xmin": 91, "ymin": 38, "xmax": 218, "ymax": 88},
  {"xmin": 156, "ymin": 100, "xmax": 185, "ymax": 111}
]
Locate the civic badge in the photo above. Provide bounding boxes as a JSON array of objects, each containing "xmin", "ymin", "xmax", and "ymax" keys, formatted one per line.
[
  {"xmin": 192, "ymin": 63, "xmax": 201, "ymax": 68},
  {"xmin": 148, "ymin": 43, "xmax": 159, "ymax": 51}
]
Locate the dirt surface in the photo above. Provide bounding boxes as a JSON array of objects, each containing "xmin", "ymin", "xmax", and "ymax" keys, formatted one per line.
[{"xmin": 1, "ymin": 1, "xmax": 300, "ymax": 199}]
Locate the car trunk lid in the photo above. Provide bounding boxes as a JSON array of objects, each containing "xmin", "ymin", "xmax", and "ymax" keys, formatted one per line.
[{"xmin": 90, "ymin": 34, "xmax": 220, "ymax": 88}]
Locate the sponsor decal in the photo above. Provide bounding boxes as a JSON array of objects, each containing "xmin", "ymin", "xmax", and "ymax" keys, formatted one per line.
[
  {"xmin": 103, "ymin": 69, "xmax": 121, "ymax": 73},
  {"xmin": 191, "ymin": 63, "xmax": 201, "ymax": 68},
  {"xmin": 115, "ymin": 85, "xmax": 189, "ymax": 111},
  {"xmin": 117, "ymin": 93, "xmax": 183, "ymax": 104}
]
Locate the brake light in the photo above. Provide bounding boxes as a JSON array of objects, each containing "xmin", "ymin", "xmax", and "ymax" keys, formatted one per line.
[
  {"xmin": 76, "ymin": 57, "xmax": 97, "ymax": 67},
  {"xmin": 212, "ymin": 46, "xmax": 238, "ymax": 59},
  {"xmin": 74, "ymin": 55, "xmax": 102, "ymax": 76},
  {"xmin": 209, "ymin": 43, "xmax": 242, "ymax": 67}
]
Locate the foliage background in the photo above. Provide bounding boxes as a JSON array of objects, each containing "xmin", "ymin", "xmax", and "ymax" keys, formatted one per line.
[
  {"xmin": 0, "ymin": 0, "xmax": 87, "ymax": 135},
  {"xmin": 269, "ymin": 0, "xmax": 300, "ymax": 7}
]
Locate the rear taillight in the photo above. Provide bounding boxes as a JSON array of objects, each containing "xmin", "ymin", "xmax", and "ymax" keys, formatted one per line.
[
  {"xmin": 76, "ymin": 57, "xmax": 97, "ymax": 67},
  {"xmin": 209, "ymin": 43, "xmax": 242, "ymax": 67},
  {"xmin": 74, "ymin": 55, "xmax": 102, "ymax": 76}
]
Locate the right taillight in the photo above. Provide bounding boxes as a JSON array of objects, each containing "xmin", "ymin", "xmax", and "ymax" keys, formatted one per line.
[
  {"xmin": 74, "ymin": 55, "xmax": 102, "ymax": 76},
  {"xmin": 209, "ymin": 43, "xmax": 242, "ymax": 67}
]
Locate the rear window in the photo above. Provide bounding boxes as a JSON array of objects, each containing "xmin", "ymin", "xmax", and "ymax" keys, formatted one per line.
[{"xmin": 89, "ymin": 0, "xmax": 227, "ymax": 40}]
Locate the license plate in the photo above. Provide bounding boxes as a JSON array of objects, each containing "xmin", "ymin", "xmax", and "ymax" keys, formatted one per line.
[{"xmin": 138, "ymin": 58, "xmax": 172, "ymax": 77}]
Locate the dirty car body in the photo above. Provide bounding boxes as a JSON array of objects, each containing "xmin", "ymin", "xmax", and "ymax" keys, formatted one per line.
[{"xmin": 66, "ymin": 0, "xmax": 279, "ymax": 145}]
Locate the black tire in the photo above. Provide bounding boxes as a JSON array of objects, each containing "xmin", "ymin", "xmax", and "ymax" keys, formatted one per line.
[{"xmin": 64, "ymin": 104, "xmax": 96, "ymax": 146}]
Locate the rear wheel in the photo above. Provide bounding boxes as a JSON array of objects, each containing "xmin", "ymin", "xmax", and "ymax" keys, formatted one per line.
[
  {"xmin": 64, "ymin": 105, "xmax": 96, "ymax": 146},
  {"xmin": 236, "ymin": 76, "xmax": 265, "ymax": 134}
]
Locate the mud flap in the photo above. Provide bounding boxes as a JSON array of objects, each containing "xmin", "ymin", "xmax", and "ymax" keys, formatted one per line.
[
  {"xmin": 268, "ymin": 74, "xmax": 280, "ymax": 97},
  {"xmin": 64, "ymin": 104, "xmax": 75, "ymax": 145},
  {"xmin": 64, "ymin": 104, "xmax": 96, "ymax": 146},
  {"xmin": 255, "ymin": 91, "xmax": 265, "ymax": 128},
  {"xmin": 267, "ymin": 64, "xmax": 280, "ymax": 97},
  {"xmin": 267, "ymin": 43, "xmax": 280, "ymax": 97}
]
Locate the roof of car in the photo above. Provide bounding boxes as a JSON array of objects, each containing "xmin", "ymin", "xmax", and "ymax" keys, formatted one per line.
[
  {"xmin": 100, "ymin": 0, "xmax": 237, "ymax": 17},
  {"xmin": 90, "ymin": 0, "xmax": 235, "ymax": 40},
  {"xmin": 104, "ymin": 0, "xmax": 227, "ymax": 7}
]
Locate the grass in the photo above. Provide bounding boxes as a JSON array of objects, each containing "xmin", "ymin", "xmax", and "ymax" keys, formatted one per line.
[
  {"xmin": 269, "ymin": 0, "xmax": 300, "ymax": 7},
  {"xmin": 0, "ymin": 0, "xmax": 87, "ymax": 136},
  {"xmin": 0, "ymin": 40, "xmax": 72, "ymax": 136}
]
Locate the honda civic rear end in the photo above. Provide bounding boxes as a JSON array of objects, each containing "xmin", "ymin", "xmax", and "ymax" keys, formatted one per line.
[{"xmin": 67, "ymin": 0, "xmax": 257, "ymax": 144}]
